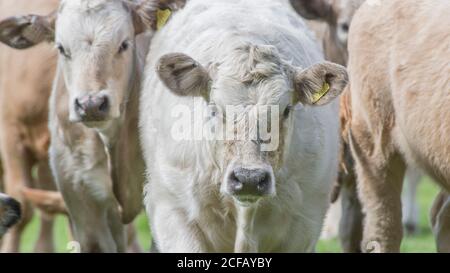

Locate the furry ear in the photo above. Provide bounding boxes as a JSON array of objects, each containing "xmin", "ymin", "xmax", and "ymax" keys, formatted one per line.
[
  {"xmin": 156, "ymin": 53, "xmax": 211, "ymax": 101},
  {"xmin": 293, "ymin": 62, "xmax": 348, "ymax": 106},
  {"xmin": 289, "ymin": 0, "xmax": 334, "ymax": 22},
  {"xmin": 0, "ymin": 11, "xmax": 56, "ymax": 49},
  {"xmin": 127, "ymin": 0, "xmax": 186, "ymax": 34}
]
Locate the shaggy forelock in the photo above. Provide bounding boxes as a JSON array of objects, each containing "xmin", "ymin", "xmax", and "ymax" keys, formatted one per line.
[
  {"xmin": 214, "ymin": 43, "xmax": 292, "ymax": 107},
  {"xmin": 229, "ymin": 44, "xmax": 286, "ymax": 84}
]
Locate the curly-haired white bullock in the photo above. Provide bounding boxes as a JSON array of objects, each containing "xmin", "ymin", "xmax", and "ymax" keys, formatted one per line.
[{"xmin": 141, "ymin": 0, "xmax": 348, "ymax": 252}]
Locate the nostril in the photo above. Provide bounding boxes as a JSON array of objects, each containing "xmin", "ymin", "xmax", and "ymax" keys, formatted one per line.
[
  {"xmin": 99, "ymin": 97, "xmax": 109, "ymax": 113},
  {"xmin": 75, "ymin": 98, "xmax": 84, "ymax": 111},
  {"xmin": 257, "ymin": 173, "xmax": 270, "ymax": 191},
  {"xmin": 229, "ymin": 171, "xmax": 243, "ymax": 191}
]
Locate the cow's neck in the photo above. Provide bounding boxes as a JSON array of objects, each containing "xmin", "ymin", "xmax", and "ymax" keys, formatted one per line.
[{"xmin": 234, "ymin": 205, "xmax": 259, "ymax": 253}]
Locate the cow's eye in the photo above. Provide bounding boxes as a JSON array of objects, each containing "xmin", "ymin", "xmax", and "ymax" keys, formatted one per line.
[
  {"xmin": 118, "ymin": 40, "xmax": 130, "ymax": 54},
  {"xmin": 56, "ymin": 44, "xmax": 71, "ymax": 59}
]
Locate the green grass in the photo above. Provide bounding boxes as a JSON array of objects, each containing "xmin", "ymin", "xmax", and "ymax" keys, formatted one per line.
[{"xmin": 19, "ymin": 177, "xmax": 439, "ymax": 253}]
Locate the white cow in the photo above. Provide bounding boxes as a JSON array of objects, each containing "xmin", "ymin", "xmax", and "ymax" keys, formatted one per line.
[{"xmin": 140, "ymin": 0, "xmax": 348, "ymax": 252}]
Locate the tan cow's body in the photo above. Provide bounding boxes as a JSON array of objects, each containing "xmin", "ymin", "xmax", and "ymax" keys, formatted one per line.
[
  {"xmin": 0, "ymin": 0, "xmax": 59, "ymax": 253},
  {"xmin": 348, "ymin": 0, "xmax": 450, "ymax": 252}
]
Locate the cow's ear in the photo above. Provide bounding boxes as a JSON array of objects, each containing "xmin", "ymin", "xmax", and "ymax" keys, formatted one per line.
[
  {"xmin": 128, "ymin": 0, "xmax": 185, "ymax": 35},
  {"xmin": 156, "ymin": 53, "xmax": 211, "ymax": 101},
  {"xmin": 293, "ymin": 62, "xmax": 348, "ymax": 106},
  {"xmin": 289, "ymin": 0, "xmax": 334, "ymax": 22},
  {"xmin": 0, "ymin": 12, "xmax": 56, "ymax": 49}
]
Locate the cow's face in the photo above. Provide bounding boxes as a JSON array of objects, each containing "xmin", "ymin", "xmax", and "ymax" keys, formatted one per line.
[
  {"xmin": 156, "ymin": 45, "xmax": 348, "ymax": 206},
  {"xmin": 290, "ymin": 0, "xmax": 365, "ymax": 48},
  {"xmin": 0, "ymin": 0, "xmax": 160, "ymax": 129},
  {"xmin": 0, "ymin": 193, "xmax": 21, "ymax": 239},
  {"xmin": 55, "ymin": 0, "xmax": 139, "ymax": 127}
]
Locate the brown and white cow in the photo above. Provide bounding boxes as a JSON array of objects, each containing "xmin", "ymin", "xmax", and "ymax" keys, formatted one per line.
[
  {"xmin": 0, "ymin": 0, "xmax": 182, "ymax": 252},
  {"xmin": 0, "ymin": 0, "xmax": 60, "ymax": 253},
  {"xmin": 347, "ymin": 0, "xmax": 450, "ymax": 252}
]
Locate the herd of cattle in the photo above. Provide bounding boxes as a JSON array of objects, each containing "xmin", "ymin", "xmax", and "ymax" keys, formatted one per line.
[{"xmin": 0, "ymin": 0, "xmax": 448, "ymax": 253}]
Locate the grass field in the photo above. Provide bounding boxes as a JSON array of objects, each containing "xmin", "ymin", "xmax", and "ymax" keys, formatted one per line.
[{"xmin": 18, "ymin": 177, "xmax": 439, "ymax": 253}]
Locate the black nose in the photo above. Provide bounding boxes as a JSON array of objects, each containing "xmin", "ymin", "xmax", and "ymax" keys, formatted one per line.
[
  {"xmin": 228, "ymin": 167, "xmax": 273, "ymax": 198},
  {"xmin": 2, "ymin": 196, "xmax": 21, "ymax": 228},
  {"xmin": 75, "ymin": 95, "xmax": 109, "ymax": 121}
]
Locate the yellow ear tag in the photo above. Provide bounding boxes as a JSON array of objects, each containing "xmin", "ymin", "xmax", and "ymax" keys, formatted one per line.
[
  {"xmin": 312, "ymin": 82, "xmax": 330, "ymax": 104},
  {"xmin": 156, "ymin": 9, "xmax": 172, "ymax": 31}
]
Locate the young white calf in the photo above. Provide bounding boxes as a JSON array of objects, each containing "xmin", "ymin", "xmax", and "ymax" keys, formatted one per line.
[{"xmin": 141, "ymin": 0, "xmax": 347, "ymax": 252}]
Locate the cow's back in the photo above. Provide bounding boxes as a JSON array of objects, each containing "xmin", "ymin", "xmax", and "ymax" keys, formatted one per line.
[{"xmin": 348, "ymin": 0, "xmax": 450, "ymax": 187}]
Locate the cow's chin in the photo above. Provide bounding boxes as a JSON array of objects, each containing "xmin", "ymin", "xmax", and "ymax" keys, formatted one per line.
[
  {"xmin": 81, "ymin": 119, "xmax": 112, "ymax": 129},
  {"xmin": 233, "ymin": 196, "xmax": 261, "ymax": 207}
]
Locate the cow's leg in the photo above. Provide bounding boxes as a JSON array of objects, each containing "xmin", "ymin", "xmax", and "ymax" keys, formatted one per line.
[
  {"xmin": 33, "ymin": 161, "xmax": 56, "ymax": 253},
  {"xmin": 402, "ymin": 167, "xmax": 421, "ymax": 235},
  {"xmin": 126, "ymin": 224, "xmax": 142, "ymax": 253},
  {"xmin": 350, "ymin": 125, "xmax": 406, "ymax": 253},
  {"xmin": 339, "ymin": 180, "xmax": 364, "ymax": 253},
  {"xmin": 151, "ymin": 204, "xmax": 208, "ymax": 252},
  {"xmin": 50, "ymin": 145, "xmax": 125, "ymax": 253},
  {"xmin": 430, "ymin": 191, "xmax": 450, "ymax": 252},
  {"xmin": 235, "ymin": 206, "xmax": 258, "ymax": 253},
  {"xmin": 0, "ymin": 131, "xmax": 34, "ymax": 253},
  {"xmin": 321, "ymin": 201, "xmax": 341, "ymax": 240}
]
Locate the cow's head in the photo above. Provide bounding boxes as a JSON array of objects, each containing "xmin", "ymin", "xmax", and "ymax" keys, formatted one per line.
[
  {"xmin": 0, "ymin": 0, "xmax": 168, "ymax": 129},
  {"xmin": 157, "ymin": 44, "xmax": 347, "ymax": 205},
  {"xmin": 0, "ymin": 193, "xmax": 21, "ymax": 239},
  {"xmin": 290, "ymin": 0, "xmax": 364, "ymax": 49}
]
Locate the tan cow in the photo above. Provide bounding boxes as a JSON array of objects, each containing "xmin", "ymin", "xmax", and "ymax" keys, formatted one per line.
[
  {"xmin": 0, "ymin": 0, "xmax": 59, "ymax": 253},
  {"xmin": 0, "ymin": 0, "xmax": 183, "ymax": 252},
  {"xmin": 347, "ymin": 0, "xmax": 450, "ymax": 252},
  {"xmin": 290, "ymin": 0, "xmax": 428, "ymax": 252}
]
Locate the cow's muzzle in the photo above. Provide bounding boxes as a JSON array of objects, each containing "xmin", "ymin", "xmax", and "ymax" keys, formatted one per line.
[
  {"xmin": 74, "ymin": 94, "xmax": 110, "ymax": 122},
  {"xmin": 226, "ymin": 166, "xmax": 275, "ymax": 204}
]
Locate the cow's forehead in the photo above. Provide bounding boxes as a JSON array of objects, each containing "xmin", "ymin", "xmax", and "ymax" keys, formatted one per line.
[
  {"xmin": 211, "ymin": 44, "xmax": 292, "ymax": 107},
  {"xmin": 60, "ymin": 0, "xmax": 122, "ymax": 11},
  {"xmin": 58, "ymin": 0, "xmax": 128, "ymax": 16},
  {"xmin": 212, "ymin": 75, "xmax": 291, "ymax": 109},
  {"xmin": 56, "ymin": 0, "xmax": 131, "ymax": 43}
]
